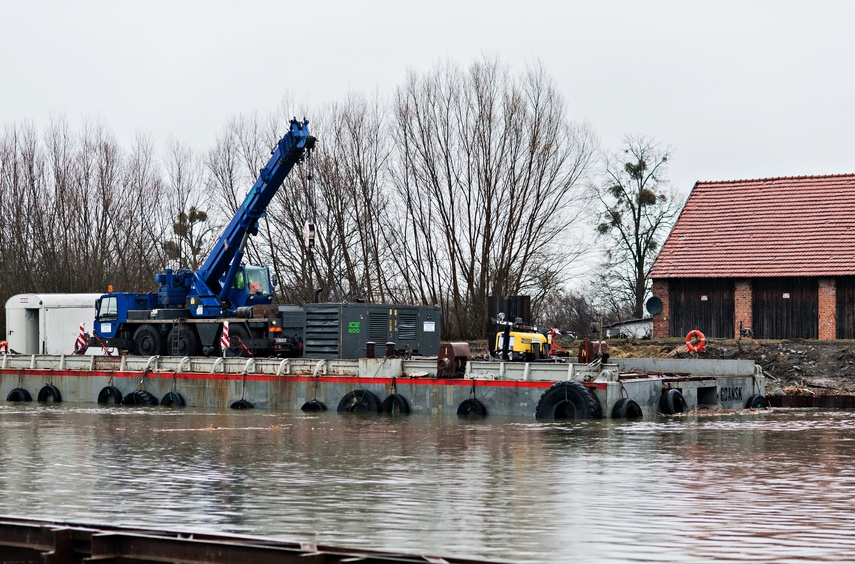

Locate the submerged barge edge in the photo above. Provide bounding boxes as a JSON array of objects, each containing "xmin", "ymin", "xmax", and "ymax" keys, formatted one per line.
[{"xmin": 1, "ymin": 354, "xmax": 766, "ymax": 418}]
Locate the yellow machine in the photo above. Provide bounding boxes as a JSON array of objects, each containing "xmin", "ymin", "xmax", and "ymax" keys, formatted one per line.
[{"xmin": 495, "ymin": 330, "xmax": 548, "ymax": 361}]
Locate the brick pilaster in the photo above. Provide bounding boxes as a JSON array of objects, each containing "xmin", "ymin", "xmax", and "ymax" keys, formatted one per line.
[
  {"xmin": 818, "ymin": 278, "xmax": 836, "ymax": 340},
  {"xmin": 734, "ymin": 279, "xmax": 752, "ymax": 339},
  {"xmin": 651, "ymin": 279, "xmax": 670, "ymax": 339}
]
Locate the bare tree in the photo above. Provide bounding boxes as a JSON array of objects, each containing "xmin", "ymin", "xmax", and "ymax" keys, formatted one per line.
[
  {"xmin": 118, "ymin": 131, "xmax": 170, "ymax": 290},
  {"xmin": 594, "ymin": 135, "xmax": 683, "ymax": 319},
  {"xmin": 535, "ymin": 285, "xmax": 601, "ymax": 339},
  {"xmin": 392, "ymin": 57, "xmax": 597, "ymax": 339},
  {"xmin": 0, "ymin": 117, "xmax": 173, "ymax": 336},
  {"xmin": 0, "ymin": 123, "xmax": 43, "ymax": 295},
  {"xmin": 311, "ymin": 92, "xmax": 394, "ymax": 303},
  {"xmin": 211, "ymin": 97, "xmax": 397, "ymax": 307},
  {"xmin": 163, "ymin": 140, "xmax": 209, "ymax": 270}
]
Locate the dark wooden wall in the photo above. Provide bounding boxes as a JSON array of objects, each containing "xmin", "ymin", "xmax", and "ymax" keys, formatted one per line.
[
  {"xmin": 668, "ymin": 278, "xmax": 734, "ymax": 338},
  {"xmin": 753, "ymin": 278, "xmax": 817, "ymax": 339},
  {"xmin": 837, "ymin": 276, "xmax": 855, "ymax": 339}
]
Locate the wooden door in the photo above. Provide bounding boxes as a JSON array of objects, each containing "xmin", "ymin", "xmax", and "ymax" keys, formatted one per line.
[
  {"xmin": 753, "ymin": 278, "xmax": 817, "ymax": 339},
  {"xmin": 669, "ymin": 279, "xmax": 734, "ymax": 339}
]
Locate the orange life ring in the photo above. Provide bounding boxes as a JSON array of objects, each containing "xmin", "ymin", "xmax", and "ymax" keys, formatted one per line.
[
  {"xmin": 0, "ymin": 341, "xmax": 7, "ymax": 353},
  {"xmin": 685, "ymin": 330, "xmax": 706, "ymax": 353}
]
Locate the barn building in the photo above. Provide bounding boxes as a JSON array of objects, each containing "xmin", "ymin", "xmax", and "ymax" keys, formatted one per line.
[{"xmin": 647, "ymin": 174, "xmax": 855, "ymax": 340}]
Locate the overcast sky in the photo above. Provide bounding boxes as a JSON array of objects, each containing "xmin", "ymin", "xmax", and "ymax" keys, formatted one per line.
[{"xmin": 2, "ymin": 0, "xmax": 853, "ymax": 198}]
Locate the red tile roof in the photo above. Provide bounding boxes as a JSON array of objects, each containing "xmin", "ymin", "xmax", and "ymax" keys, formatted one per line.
[{"xmin": 648, "ymin": 174, "xmax": 855, "ymax": 279}]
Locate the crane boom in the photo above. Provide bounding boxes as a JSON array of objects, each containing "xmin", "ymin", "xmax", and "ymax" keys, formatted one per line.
[{"xmin": 199, "ymin": 118, "xmax": 315, "ymax": 299}]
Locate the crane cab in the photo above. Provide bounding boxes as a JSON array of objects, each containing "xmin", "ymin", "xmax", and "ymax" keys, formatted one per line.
[{"xmin": 227, "ymin": 265, "xmax": 274, "ymax": 310}]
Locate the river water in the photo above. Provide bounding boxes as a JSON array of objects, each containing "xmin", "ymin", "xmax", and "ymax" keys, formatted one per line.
[{"xmin": 1, "ymin": 404, "xmax": 854, "ymax": 563}]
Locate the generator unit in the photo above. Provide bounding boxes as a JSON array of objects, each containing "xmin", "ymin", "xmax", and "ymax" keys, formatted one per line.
[
  {"xmin": 303, "ymin": 303, "xmax": 440, "ymax": 359},
  {"xmin": 495, "ymin": 330, "xmax": 548, "ymax": 361}
]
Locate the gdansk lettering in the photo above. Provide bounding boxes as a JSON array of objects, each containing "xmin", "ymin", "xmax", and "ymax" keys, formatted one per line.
[{"xmin": 719, "ymin": 387, "xmax": 743, "ymax": 402}]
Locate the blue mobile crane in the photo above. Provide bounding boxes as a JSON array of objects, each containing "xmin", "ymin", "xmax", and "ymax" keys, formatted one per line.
[{"xmin": 92, "ymin": 118, "xmax": 315, "ymax": 356}]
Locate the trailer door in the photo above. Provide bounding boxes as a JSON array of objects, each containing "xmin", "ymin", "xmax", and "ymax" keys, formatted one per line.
[{"xmin": 6, "ymin": 308, "xmax": 40, "ymax": 354}]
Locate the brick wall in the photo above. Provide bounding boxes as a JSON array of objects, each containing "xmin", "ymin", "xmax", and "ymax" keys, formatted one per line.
[
  {"xmin": 734, "ymin": 279, "xmax": 752, "ymax": 339},
  {"xmin": 651, "ymin": 279, "xmax": 670, "ymax": 338},
  {"xmin": 658, "ymin": 277, "xmax": 838, "ymax": 340},
  {"xmin": 818, "ymin": 278, "xmax": 836, "ymax": 340}
]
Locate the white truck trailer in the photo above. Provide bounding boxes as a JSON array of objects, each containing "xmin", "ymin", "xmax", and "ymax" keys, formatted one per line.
[{"xmin": 5, "ymin": 294, "xmax": 105, "ymax": 355}]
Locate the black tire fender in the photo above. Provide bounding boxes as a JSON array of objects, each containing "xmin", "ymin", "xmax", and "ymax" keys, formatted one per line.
[
  {"xmin": 745, "ymin": 394, "xmax": 769, "ymax": 409},
  {"xmin": 535, "ymin": 380, "xmax": 602, "ymax": 420},
  {"xmin": 37, "ymin": 384, "xmax": 62, "ymax": 403},
  {"xmin": 301, "ymin": 399, "xmax": 327, "ymax": 412},
  {"xmin": 230, "ymin": 399, "xmax": 254, "ymax": 410},
  {"xmin": 612, "ymin": 398, "xmax": 643, "ymax": 419},
  {"xmin": 457, "ymin": 398, "xmax": 487, "ymax": 416},
  {"xmin": 97, "ymin": 386, "xmax": 123, "ymax": 405},
  {"xmin": 6, "ymin": 388, "xmax": 32, "ymax": 402},
  {"xmin": 337, "ymin": 390, "xmax": 381, "ymax": 413},
  {"xmin": 123, "ymin": 390, "xmax": 158, "ymax": 406},
  {"xmin": 381, "ymin": 393, "xmax": 411, "ymax": 415},
  {"xmin": 659, "ymin": 388, "xmax": 688, "ymax": 415},
  {"xmin": 161, "ymin": 391, "xmax": 186, "ymax": 407}
]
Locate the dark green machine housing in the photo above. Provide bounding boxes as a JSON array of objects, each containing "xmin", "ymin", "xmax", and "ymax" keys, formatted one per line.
[{"xmin": 303, "ymin": 303, "xmax": 440, "ymax": 359}]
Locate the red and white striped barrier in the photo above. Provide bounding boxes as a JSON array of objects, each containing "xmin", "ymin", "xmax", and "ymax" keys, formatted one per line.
[
  {"xmin": 75, "ymin": 323, "xmax": 87, "ymax": 354},
  {"xmin": 220, "ymin": 321, "xmax": 230, "ymax": 355}
]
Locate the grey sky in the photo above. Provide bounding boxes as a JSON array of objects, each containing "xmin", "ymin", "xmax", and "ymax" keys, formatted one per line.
[{"xmin": 2, "ymin": 0, "xmax": 853, "ymax": 198}]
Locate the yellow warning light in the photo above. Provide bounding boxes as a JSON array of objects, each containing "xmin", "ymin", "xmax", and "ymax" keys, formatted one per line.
[{"xmin": 108, "ymin": 285, "xmax": 113, "ymax": 293}]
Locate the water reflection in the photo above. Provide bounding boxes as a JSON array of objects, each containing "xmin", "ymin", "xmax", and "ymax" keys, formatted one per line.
[{"xmin": 1, "ymin": 404, "xmax": 855, "ymax": 562}]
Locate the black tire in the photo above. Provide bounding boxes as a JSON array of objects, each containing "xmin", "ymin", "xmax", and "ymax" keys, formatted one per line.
[
  {"xmin": 535, "ymin": 381, "xmax": 601, "ymax": 420},
  {"xmin": 97, "ymin": 386, "xmax": 123, "ymax": 405},
  {"xmin": 660, "ymin": 388, "xmax": 688, "ymax": 415},
  {"xmin": 745, "ymin": 394, "xmax": 769, "ymax": 409},
  {"xmin": 37, "ymin": 384, "xmax": 62, "ymax": 403},
  {"xmin": 230, "ymin": 399, "xmax": 254, "ymax": 410},
  {"xmin": 167, "ymin": 326, "xmax": 198, "ymax": 357},
  {"xmin": 337, "ymin": 390, "xmax": 381, "ymax": 413},
  {"xmin": 612, "ymin": 398, "xmax": 644, "ymax": 419},
  {"xmin": 457, "ymin": 398, "xmax": 487, "ymax": 416},
  {"xmin": 225, "ymin": 324, "xmax": 252, "ymax": 357},
  {"xmin": 301, "ymin": 399, "xmax": 327, "ymax": 412},
  {"xmin": 133, "ymin": 324, "xmax": 162, "ymax": 356},
  {"xmin": 161, "ymin": 391, "xmax": 186, "ymax": 407},
  {"xmin": 6, "ymin": 388, "xmax": 32, "ymax": 402},
  {"xmin": 122, "ymin": 390, "xmax": 158, "ymax": 406},
  {"xmin": 381, "ymin": 393, "xmax": 411, "ymax": 415}
]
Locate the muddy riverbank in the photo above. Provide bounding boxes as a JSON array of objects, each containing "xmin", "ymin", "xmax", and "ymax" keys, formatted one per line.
[{"xmin": 609, "ymin": 338, "xmax": 855, "ymax": 396}]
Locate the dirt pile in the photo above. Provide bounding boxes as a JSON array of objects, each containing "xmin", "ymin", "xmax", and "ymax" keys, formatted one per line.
[{"xmin": 608, "ymin": 339, "xmax": 855, "ymax": 396}]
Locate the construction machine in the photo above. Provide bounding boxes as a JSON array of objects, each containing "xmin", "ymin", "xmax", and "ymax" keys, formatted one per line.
[{"xmin": 92, "ymin": 119, "xmax": 315, "ymax": 357}]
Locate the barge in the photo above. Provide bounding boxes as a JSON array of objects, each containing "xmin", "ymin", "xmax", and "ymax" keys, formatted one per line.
[
  {"xmin": 0, "ymin": 515, "xmax": 499, "ymax": 563},
  {"xmin": 1, "ymin": 351, "xmax": 767, "ymax": 418}
]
